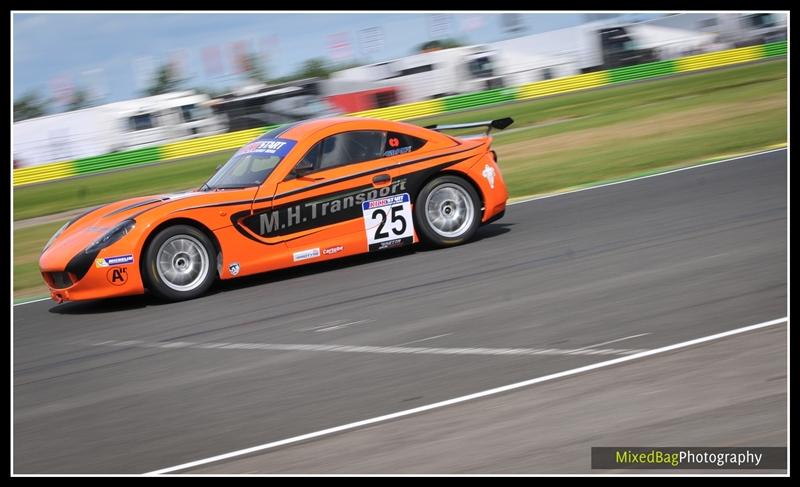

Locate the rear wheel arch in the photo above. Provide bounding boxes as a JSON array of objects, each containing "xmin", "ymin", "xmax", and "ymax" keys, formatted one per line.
[
  {"xmin": 413, "ymin": 172, "xmax": 483, "ymax": 247},
  {"xmin": 420, "ymin": 169, "xmax": 486, "ymax": 217}
]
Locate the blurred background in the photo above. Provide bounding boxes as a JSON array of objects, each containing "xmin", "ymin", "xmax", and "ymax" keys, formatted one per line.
[
  {"xmin": 13, "ymin": 12, "xmax": 787, "ymax": 168},
  {"xmin": 11, "ymin": 12, "xmax": 788, "ymax": 299}
]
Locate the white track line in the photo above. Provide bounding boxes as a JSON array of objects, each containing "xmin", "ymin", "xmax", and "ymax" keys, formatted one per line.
[
  {"xmin": 145, "ymin": 316, "xmax": 787, "ymax": 475},
  {"xmin": 12, "ymin": 296, "xmax": 51, "ymax": 307},
  {"xmin": 92, "ymin": 339, "xmax": 644, "ymax": 358},
  {"xmin": 12, "ymin": 147, "xmax": 785, "ymax": 309}
]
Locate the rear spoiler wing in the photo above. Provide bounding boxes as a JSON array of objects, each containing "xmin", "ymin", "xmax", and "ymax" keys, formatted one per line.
[{"xmin": 424, "ymin": 117, "xmax": 514, "ymax": 135}]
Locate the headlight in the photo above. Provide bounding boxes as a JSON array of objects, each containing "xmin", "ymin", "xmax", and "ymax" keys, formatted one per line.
[
  {"xmin": 42, "ymin": 221, "xmax": 71, "ymax": 253},
  {"xmin": 85, "ymin": 219, "xmax": 136, "ymax": 254}
]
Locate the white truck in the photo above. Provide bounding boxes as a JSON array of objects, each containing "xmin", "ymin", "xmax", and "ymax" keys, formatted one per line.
[
  {"xmin": 13, "ymin": 91, "xmax": 225, "ymax": 168},
  {"xmin": 491, "ymin": 21, "xmax": 717, "ymax": 74},
  {"xmin": 330, "ymin": 21, "xmax": 716, "ymax": 105},
  {"xmin": 330, "ymin": 45, "xmax": 568, "ymax": 104}
]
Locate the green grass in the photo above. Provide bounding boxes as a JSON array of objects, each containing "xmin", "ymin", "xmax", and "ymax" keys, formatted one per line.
[
  {"xmin": 14, "ymin": 151, "xmax": 236, "ymax": 221},
  {"xmin": 14, "ymin": 219, "xmax": 69, "ymax": 297},
  {"xmin": 13, "ymin": 59, "xmax": 787, "ymax": 299}
]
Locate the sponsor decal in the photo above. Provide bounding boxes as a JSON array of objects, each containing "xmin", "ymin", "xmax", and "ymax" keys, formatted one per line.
[
  {"xmin": 374, "ymin": 237, "xmax": 407, "ymax": 251},
  {"xmin": 228, "ymin": 262, "xmax": 240, "ymax": 276},
  {"xmin": 246, "ymin": 178, "xmax": 409, "ymax": 238},
  {"xmin": 383, "ymin": 146, "xmax": 412, "ymax": 157},
  {"xmin": 235, "ymin": 138, "xmax": 296, "ymax": 157},
  {"xmin": 95, "ymin": 254, "xmax": 135, "ymax": 268},
  {"xmin": 323, "ymin": 245, "xmax": 344, "ymax": 256},
  {"xmin": 293, "ymin": 248, "xmax": 321, "ymax": 262},
  {"xmin": 365, "ymin": 194, "xmax": 406, "ymax": 210},
  {"xmin": 107, "ymin": 267, "xmax": 129, "ymax": 286},
  {"xmin": 482, "ymin": 163, "xmax": 496, "ymax": 189}
]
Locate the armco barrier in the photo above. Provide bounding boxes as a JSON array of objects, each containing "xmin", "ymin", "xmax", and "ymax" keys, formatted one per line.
[
  {"xmin": 349, "ymin": 98, "xmax": 445, "ymax": 121},
  {"xmin": 13, "ymin": 160, "xmax": 76, "ymax": 185},
  {"xmin": 442, "ymin": 87, "xmax": 518, "ymax": 112},
  {"xmin": 608, "ymin": 60, "xmax": 677, "ymax": 83},
  {"xmin": 763, "ymin": 40, "xmax": 787, "ymax": 57},
  {"xmin": 73, "ymin": 147, "xmax": 162, "ymax": 175},
  {"xmin": 160, "ymin": 126, "xmax": 273, "ymax": 161},
  {"xmin": 13, "ymin": 41, "xmax": 787, "ymax": 187},
  {"xmin": 517, "ymin": 71, "xmax": 609, "ymax": 100},
  {"xmin": 676, "ymin": 45, "xmax": 763, "ymax": 72}
]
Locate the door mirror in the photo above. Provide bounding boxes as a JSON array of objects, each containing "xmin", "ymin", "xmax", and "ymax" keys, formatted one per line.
[{"xmin": 289, "ymin": 158, "xmax": 315, "ymax": 179}]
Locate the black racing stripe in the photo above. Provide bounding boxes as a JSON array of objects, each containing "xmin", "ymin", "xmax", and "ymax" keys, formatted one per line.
[
  {"xmin": 234, "ymin": 157, "xmax": 467, "ymax": 243},
  {"xmin": 178, "ymin": 199, "xmax": 256, "ymax": 211},
  {"xmin": 152, "ymin": 146, "xmax": 482, "ymax": 218},
  {"xmin": 66, "ymin": 248, "xmax": 100, "ymax": 281},
  {"xmin": 171, "ymin": 146, "xmax": 479, "ymax": 213},
  {"xmin": 65, "ymin": 204, "xmax": 108, "ymax": 229},
  {"xmin": 266, "ymin": 145, "xmax": 479, "ymax": 202},
  {"xmin": 104, "ymin": 198, "xmax": 167, "ymax": 217}
]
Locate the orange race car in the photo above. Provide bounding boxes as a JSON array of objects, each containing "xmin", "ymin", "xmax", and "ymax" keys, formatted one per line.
[{"xmin": 39, "ymin": 116, "xmax": 511, "ymax": 303}]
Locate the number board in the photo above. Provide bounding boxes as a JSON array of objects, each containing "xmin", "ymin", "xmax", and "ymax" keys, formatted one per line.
[{"xmin": 362, "ymin": 193, "xmax": 414, "ymax": 252}]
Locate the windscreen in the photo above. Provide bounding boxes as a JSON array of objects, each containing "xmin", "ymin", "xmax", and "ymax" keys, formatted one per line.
[{"xmin": 204, "ymin": 138, "xmax": 297, "ymax": 189}]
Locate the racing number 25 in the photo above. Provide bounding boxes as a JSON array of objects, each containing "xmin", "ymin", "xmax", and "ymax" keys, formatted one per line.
[
  {"xmin": 362, "ymin": 193, "xmax": 414, "ymax": 251},
  {"xmin": 372, "ymin": 205, "xmax": 406, "ymax": 239}
]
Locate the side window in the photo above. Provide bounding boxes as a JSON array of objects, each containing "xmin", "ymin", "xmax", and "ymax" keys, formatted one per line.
[
  {"xmin": 319, "ymin": 131, "xmax": 386, "ymax": 169},
  {"xmin": 383, "ymin": 132, "xmax": 427, "ymax": 157}
]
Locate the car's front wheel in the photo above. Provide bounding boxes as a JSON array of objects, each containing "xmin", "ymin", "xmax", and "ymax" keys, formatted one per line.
[
  {"xmin": 143, "ymin": 225, "xmax": 217, "ymax": 301},
  {"xmin": 414, "ymin": 175, "xmax": 482, "ymax": 247}
]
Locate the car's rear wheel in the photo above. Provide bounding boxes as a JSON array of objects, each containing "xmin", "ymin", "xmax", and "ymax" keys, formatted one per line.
[
  {"xmin": 414, "ymin": 175, "xmax": 481, "ymax": 247},
  {"xmin": 143, "ymin": 225, "xmax": 216, "ymax": 301}
]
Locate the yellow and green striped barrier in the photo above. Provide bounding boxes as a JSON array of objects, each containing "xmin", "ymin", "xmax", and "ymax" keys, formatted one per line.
[
  {"xmin": 14, "ymin": 41, "xmax": 786, "ymax": 187},
  {"xmin": 161, "ymin": 126, "xmax": 273, "ymax": 161}
]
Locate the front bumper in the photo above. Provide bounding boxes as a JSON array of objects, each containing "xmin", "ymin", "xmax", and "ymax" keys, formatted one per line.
[{"xmin": 40, "ymin": 248, "xmax": 146, "ymax": 303}]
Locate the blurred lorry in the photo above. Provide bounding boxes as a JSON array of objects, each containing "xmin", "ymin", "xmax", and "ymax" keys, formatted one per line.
[
  {"xmin": 331, "ymin": 22, "xmax": 717, "ymax": 104},
  {"xmin": 491, "ymin": 21, "xmax": 717, "ymax": 74},
  {"xmin": 329, "ymin": 45, "xmax": 568, "ymax": 103},
  {"xmin": 210, "ymin": 79, "xmax": 340, "ymax": 132},
  {"xmin": 636, "ymin": 13, "xmax": 787, "ymax": 49},
  {"xmin": 209, "ymin": 78, "xmax": 400, "ymax": 132},
  {"xmin": 13, "ymin": 91, "xmax": 224, "ymax": 168}
]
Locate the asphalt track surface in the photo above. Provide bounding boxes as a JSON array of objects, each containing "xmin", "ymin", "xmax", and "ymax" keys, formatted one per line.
[{"xmin": 13, "ymin": 149, "xmax": 787, "ymax": 474}]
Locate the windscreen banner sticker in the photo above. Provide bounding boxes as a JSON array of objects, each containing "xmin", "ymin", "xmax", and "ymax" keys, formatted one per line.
[
  {"xmin": 236, "ymin": 138, "xmax": 296, "ymax": 157},
  {"xmin": 362, "ymin": 193, "xmax": 414, "ymax": 251}
]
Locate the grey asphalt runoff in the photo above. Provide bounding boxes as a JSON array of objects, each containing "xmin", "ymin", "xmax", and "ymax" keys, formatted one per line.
[
  {"xmin": 190, "ymin": 323, "xmax": 787, "ymax": 474},
  {"xmin": 13, "ymin": 149, "xmax": 787, "ymax": 474}
]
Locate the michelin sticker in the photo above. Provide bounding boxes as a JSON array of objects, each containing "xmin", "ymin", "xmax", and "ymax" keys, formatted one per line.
[
  {"xmin": 293, "ymin": 248, "xmax": 320, "ymax": 262},
  {"xmin": 362, "ymin": 193, "xmax": 414, "ymax": 252},
  {"xmin": 95, "ymin": 254, "xmax": 135, "ymax": 268}
]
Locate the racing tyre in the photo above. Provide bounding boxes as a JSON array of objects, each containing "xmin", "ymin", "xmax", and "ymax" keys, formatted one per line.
[
  {"xmin": 143, "ymin": 225, "xmax": 217, "ymax": 301},
  {"xmin": 414, "ymin": 175, "xmax": 481, "ymax": 247}
]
